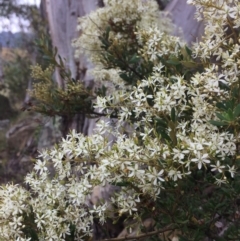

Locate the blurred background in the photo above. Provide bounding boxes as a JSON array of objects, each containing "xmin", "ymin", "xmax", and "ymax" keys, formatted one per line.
[{"xmin": 0, "ymin": 0, "xmax": 60, "ymax": 184}]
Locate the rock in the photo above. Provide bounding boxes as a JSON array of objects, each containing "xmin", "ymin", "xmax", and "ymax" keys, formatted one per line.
[
  {"xmin": 37, "ymin": 116, "xmax": 62, "ymax": 150},
  {"xmin": 6, "ymin": 118, "xmax": 39, "ymax": 153},
  {"xmin": 3, "ymin": 115, "xmax": 62, "ymax": 183},
  {"xmin": 0, "ymin": 119, "xmax": 10, "ymax": 130}
]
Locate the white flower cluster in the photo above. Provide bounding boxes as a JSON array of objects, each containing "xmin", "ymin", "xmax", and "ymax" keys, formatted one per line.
[
  {"xmin": 0, "ymin": 0, "xmax": 240, "ymax": 240},
  {"xmin": 73, "ymin": 0, "xmax": 173, "ymax": 65},
  {"xmin": 136, "ymin": 27, "xmax": 183, "ymax": 63},
  {"xmin": 188, "ymin": 0, "xmax": 240, "ymax": 84},
  {"xmin": 0, "ymin": 185, "xmax": 30, "ymax": 240},
  {"xmin": 73, "ymin": 0, "xmax": 176, "ymax": 109}
]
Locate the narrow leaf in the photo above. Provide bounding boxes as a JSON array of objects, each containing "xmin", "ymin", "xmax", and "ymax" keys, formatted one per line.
[
  {"xmin": 185, "ymin": 45, "xmax": 192, "ymax": 56},
  {"xmin": 155, "ymin": 117, "xmax": 168, "ymax": 128},
  {"xmin": 216, "ymin": 112, "xmax": 228, "ymax": 121},
  {"xmin": 216, "ymin": 102, "xmax": 227, "ymax": 110},
  {"xmin": 209, "ymin": 120, "xmax": 228, "ymax": 126},
  {"xmin": 171, "ymin": 107, "xmax": 176, "ymax": 122},
  {"xmin": 234, "ymin": 104, "xmax": 240, "ymax": 117},
  {"xmin": 166, "ymin": 59, "xmax": 180, "ymax": 65},
  {"xmin": 181, "ymin": 61, "xmax": 196, "ymax": 68}
]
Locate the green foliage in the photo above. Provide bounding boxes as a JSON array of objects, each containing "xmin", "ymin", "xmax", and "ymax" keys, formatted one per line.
[
  {"xmin": 28, "ymin": 37, "xmax": 100, "ymax": 119},
  {"xmin": 0, "ymin": 0, "xmax": 48, "ymax": 108},
  {"xmin": 28, "ymin": 64, "xmax": 93, "ymax": 117},
  {"xmin": 97, "ymin": 21, "xmax": 201, "ymax": 88},
  {"xmin": 2, "ymin": 53, "xmax": 31, "ymax": 104}
]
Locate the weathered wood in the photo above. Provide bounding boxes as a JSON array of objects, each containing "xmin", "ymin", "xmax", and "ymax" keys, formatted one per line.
[
  {"xmin": 165, "ymin": 0, "xmax": 205, "ymax": 45},
  {"xmin": 42, "ymin": 0, "xmax": 99, "ymax": 135},
  {"xmin": 44, "ymin": 0, "xmax": 98, "ymax": 85}
]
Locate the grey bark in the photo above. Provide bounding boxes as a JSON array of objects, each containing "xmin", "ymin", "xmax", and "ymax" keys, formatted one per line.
[
  {"xmin": 44, "ymin": 0, "xmax": 98, "ymax": 87},
  {"xmin": 165, "ymin": 0, "xmax": 205, "ymax": 45},
  {"xmin": 43, "ymin": 0, "xmax": 100, "ymax": 136}
]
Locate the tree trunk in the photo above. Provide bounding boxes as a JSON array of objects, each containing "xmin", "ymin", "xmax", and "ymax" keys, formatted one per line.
[
  {"xmin": 42, "ymin": 0, "xmax": 100, "ymax": 136},
  {"xmin": 165, "ymin": 0, "xmax": 205, "ymax": 45}
]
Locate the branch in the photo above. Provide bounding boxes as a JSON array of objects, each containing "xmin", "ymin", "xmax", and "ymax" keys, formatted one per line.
[{"xmin": 99, "ymin": 226, "xmax": 176, "ymax": 241}]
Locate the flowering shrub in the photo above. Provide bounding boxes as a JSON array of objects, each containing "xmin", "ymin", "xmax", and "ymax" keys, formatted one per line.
[{"xmin": 1, "ymin": 0, "xmax": 240, "ymax": 240}]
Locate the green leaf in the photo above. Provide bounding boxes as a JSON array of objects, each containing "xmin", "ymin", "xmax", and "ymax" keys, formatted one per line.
[
  {"xmin": 166, "ymin": 59, "xmax": 181, "ymax": 65},
  {"xmin": 129, "ymin": 54, "xmax": 139, "ymax": 64},
  {"xmin": 227, "ymin": 109, "xmax": 234, "ymax": 120},
  {"xmin": 111, "ymin": 181, "xmax": 131, "ymax": 187},
  {"xmin": 169, "ymin": 121, "xmax": 177, "ymax": 145},
  {"xmin": 214, "ymin": 202, "xmax": 226, "ymax": 210},
  {"xmin": 216, "ymin": 102, "xmax": 227, "ymax": 110},
  {"xmin": 171, "ymin": 107, "xmax": 176, "ymax": 122},
  {"xmin": 185, "ymin": 45, "xmax": 192, "ymax": 56},
  {"xmin": 58, "ymin": 55, "xmax": 64, "ymax": 67},
  {"xmin": 119, "ymin": 72, "xmax": 131, "ymax": 83},
  {"xmin": 220, "ymin": 187, "xmax": 232, "ymax": 198},
  {"xmin": 99, "ymin": 36, "xmax": 109, "ymax": 49},
  {"xmin": 158, "ymin": 130, "xmax": 171, "ymax": 142},
  {"xmin": 180, "ymin": 47, "xmax": 187, "ymax": 58},
  {"xmin": 216, "ymin": 112, "xmax": 228, "ymax": 121},
  {"xmin": 234, "ymin": 104, "xmax": 240, "ymax": 117},
  {"xmin": 181, "ymin": 61, "xmax": 196, "ymax": 68},
  {"xmin": 42, "ymin": 55, "xmax": 52, "ymax": 61},
  {"xmin": 105, "ymin": 26, "xmax": 111, "ymax": 40},
  {"xmin": 209, "ymin": 120, "xmax": 228, "ymax": 126},
  {"xmin": 225, "ymin": 100, "xmax": 235, "ymax": 110},
  {"xmin": 177, "ymin": 219, "xmax": 189, "ymax": 224},
  {"xmin": 155, "ymin": 117, "xmax": 168, "ymax": 128}
]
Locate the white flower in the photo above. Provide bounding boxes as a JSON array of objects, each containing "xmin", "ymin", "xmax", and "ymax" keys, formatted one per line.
[
  {"xmin": 170, "ymin": 77, "xmax": 187, "ymax": 101},
  {"xmin": 147, "ymin": 167, "xmax": 164, "ymax": 185},
  {"xmin": 9, "ymin": 216, "xmax": 23, "ymax": 229},
  {"xmin": 153, "ymin": 90, "xmax": 176, "ymax": 112},
  {"xmin": 128, "ymin": 163, "xmax": 145, "ymax": 178},
  {"xmin": 148, "ymin": 32, "xmax": 162, "ymax": 48},
  {"xmin": 35, "ymin": 213, "xmax": 46, "ymax": 229},
  {"xmin": 210, "ymin": 161, "xmax": 225, "ymax": 173},
  {"xmin": 168, "ymin": 169, "xmax": 182, "ymax": 181},
  {"xmin": 214, "ymin": 177, "xmax": 227, "ymax": 186},
  {"xmin": 1, "ymin": 0, "xmax": 240, "ymax": 239},
  {"xmin": 227, "ymin": 165, "xmax": 236, "ymax": 178},
  {"xmin": 16, "ymin": 237, "xmax": 31, "ymax": 241},
  {"xmin": 191, "ymin": 152, "xmax": 210, "ymax": 169},
  {"xmin": 34, "ymin": 159, "xmax": 48, "ymax": 175},
  {"xmin": 172, "ymin": 148, "xmax": 189, "ymax": 164}
]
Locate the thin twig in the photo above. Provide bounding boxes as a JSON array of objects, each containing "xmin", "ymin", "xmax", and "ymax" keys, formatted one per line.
[{"xmin": 99, "ymin": 226, "xmax": 176, "ymax": 241}]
